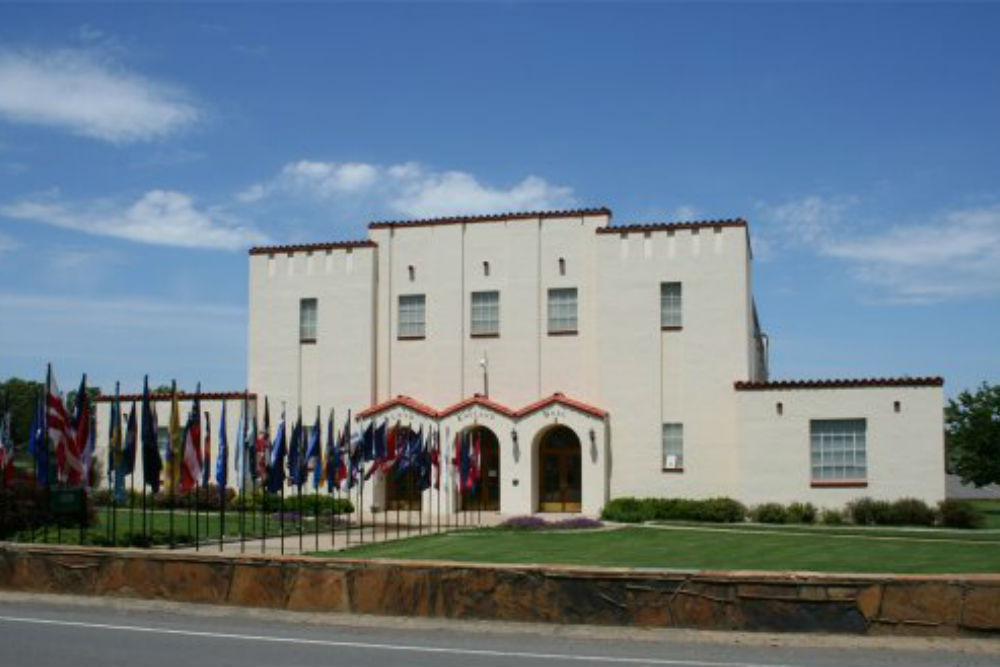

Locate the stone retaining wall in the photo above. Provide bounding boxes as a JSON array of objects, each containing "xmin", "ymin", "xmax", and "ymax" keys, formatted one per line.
[{"xmin": 1, "ymin": 544, "xmax": 998, "ymax": 636}]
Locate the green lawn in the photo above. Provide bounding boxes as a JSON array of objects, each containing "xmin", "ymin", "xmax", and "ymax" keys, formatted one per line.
[
  {"xmin": 322, "ymin": 525, "xmax": 1000, "ymax": 574},
  {"xmin": 969, "ymin": 500, "xmax": 1000, "ymax": 529},
  {"xmin": 650, "ymin": 520, "xmax": 1000, "ymax": 542},
  {"xmin": 14, "ymin": 506, "xmax": 336, "ymax": 545}
]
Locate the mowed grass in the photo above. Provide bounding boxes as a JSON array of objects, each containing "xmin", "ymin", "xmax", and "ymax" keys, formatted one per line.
[
  {"xmin": 16, "ymin": 507, "xmax": 328, "ymax": 545},
  {"xmin": 323, "ymin": 525, "xmax": 1000, "ymax": 574},
  {"xmin": 969, "ymin": 499, "xmax": 1000, "ymax": 529}
]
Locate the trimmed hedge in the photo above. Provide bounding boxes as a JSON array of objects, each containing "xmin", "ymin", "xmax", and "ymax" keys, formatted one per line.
[
  {"xmin": 601, "ymin": 497, "xmax": 746, "ymax": 523},
  {"xmin": 938, "ymin": 499, "xmax": 984, "ymax": 529},
  {"xmin": 847, "ymin": 497, "xmax": 936, "ymax": 527}
]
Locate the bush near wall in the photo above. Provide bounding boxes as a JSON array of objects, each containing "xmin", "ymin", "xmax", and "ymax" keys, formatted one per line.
[
  {"xmin": 89, "ymin": 487, "xmax": 353, "ymax": 515},
  {"xmin": 601, "ymin": 497, "xmax": 746, "ymax": 523},
  {"xmin": 602, "ymin": 496, "xmax": 985, "ymax": 529}
]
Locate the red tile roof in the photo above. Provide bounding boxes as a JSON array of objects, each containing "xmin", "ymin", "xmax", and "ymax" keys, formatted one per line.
[
  {"xmin": 94, "ymin": 391, "xmax": 256, "ymax": 403},
  {"xmin": 356, "ymin": 395, "xmax": 440, "ymax": 419},
  {"xmin": 734, "ymin": 377, "xmax": 944, "ymax": 391},
  {"xmin": 516, "ymin": 392, "xmax": 607, "ymax": 419},
  {"xmin": 439, "ymin": 394, "xmax": 517, "ymax": 418},
  {"xmin": 356, "ymin": 392, "xmax": 607, "ymax": 421},
  {"xmin": 369, "ymin": 207, "xmax": 612, "ymax": 230},
  {"xmin": 248, "ymin": 239, "xmax": 376, "ymax": 256},
  {"xmin": 596, "ymin": 218, "xmax": 747, "ymax": 234}
]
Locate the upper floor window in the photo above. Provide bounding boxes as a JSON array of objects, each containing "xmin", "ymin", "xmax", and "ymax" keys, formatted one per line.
[
  {"xmin": 661, "ymin": 282, "xmax": 682, "ymax": 328},
  {"xmin": 470, "ymin": 290, "xmax": 500, "ymax": 337},
  {"xmin": 662, "ymin": 423, "xmax": 684, "ymax": 471},
  {"xmin": 299, "ymin": 298, "xmax": 318, "ymax": 343},
  {"xmin": 398, "ymin": 294, "xmax": 426, "ymax": 339},
  {"xmin": 547, "ymin": 287, "xmax": 578, "ymax": 334},
  {"xmin": 810, "ymin": 419, "xmax": 867, "ymax": 483}
]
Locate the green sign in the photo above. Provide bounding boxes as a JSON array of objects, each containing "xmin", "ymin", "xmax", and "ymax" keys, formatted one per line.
[{"xmin": 50, "ymin": 488, "xmax": 85, "ymax": 516}]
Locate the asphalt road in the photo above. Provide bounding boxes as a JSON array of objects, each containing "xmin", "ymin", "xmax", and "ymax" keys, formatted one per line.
[{"xmin": 0, "ymin": 593, "xmax": 997, "ymax": 667}]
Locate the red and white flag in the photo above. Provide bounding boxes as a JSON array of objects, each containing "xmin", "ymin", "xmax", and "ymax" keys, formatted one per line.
[
  {"xmin": 180, "ymin": 407, "xmax": 202, "ymax": 492},
  {"xmin": 48, "ymin": 366, "xmax": 85, "ymax": 485}
]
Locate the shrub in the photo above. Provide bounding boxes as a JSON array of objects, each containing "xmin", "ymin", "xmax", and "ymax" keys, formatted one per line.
[
  {"xmin": 500, "ymin": 516, "xmax": 603, "ymax": 530},
  {"xmin": 847, "ymin": 497, "xmax": 892, "ymax": 525},
  {"xmin": 601, "ymin": 497, "xmax": 746, "ymax": 523},
  {"xmin": 820, "ymin": 508, "xmax": 844, "ymax": 525},
  {"xmin": 889, "ymin": 498, "xmax": 936, "ymax": 527},
  {"xmin": 751, "ymin": 503, "xmax": 789, "ymax": 524},
  {"xmin": 601, "ymin": 497, "xmax": 655, "ymax": 523},
  {"xmin": 786, "ymin": 502, "xmax": 818, "ymax": 524},
  {"xmin": 938, "ymin": 499, "xmax": 984, "ymax": 529}
]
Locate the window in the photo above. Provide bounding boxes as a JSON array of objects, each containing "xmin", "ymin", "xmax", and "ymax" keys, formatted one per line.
[
  {"xmin": 398, "ymin": 294, "xmax": 426, "ymax": 339},
  {"xmin": 470, "ymin": 291, "xmax": 500, "ymax": 337},
  {"xmin": 558, "ymin": 257, "xmax": 566, "ymax": 276},
  {"xmin": 547, "ymin": 287, "xmax": 578, "ymax": 334},
  {"xmin": 810, "ymin": 419, "xmax": 867, "ymax": 482},
  {"xmin": 299, "ymin": 298, "xmax": 317, "ymax": 343},
  {"xmin": 661, "ymin": 282, "xmax": 682, "ymax": 328},
  {"xmin": 662, "ymin": 423, "xmax": 683, "ymax": 470},
  {"xmin": 483, "ymin": 261, "xmax": 490, "ymax": 277}
]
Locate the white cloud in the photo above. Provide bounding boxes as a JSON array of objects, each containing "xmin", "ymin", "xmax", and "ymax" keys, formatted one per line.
[
  {"xmin": 0, "ymin": 49, "xmax": 200, "ymax": 143},
  {"xmin": 669, "ymin": 205, "xmax": 702, "ymax": 221},
  {"xmin": 757, "ymin": 195, "xmax": 856, "ymax": 247},
  {"xmin": 0, "ymin": 231, "xmax": 18, "ymax": 253},
  {"xmin": 823, "ymin": 204, "xmax": 1000, "ymax": 302},
  {"xmin": 1, "ymin": 190, "xmax": 268, "ymax": 251},
  {"xmin": 240, "ymin": 160, "xmax": 576, "ymax": 218}
]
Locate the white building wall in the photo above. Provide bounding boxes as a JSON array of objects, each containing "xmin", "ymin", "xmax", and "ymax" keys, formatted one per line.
[
  {"xmin": 736, "ymin": 385, "xmax": 946, "ymax": 507},
  {"xmin": 595, "ymin": 225, "xmax": 751, "ymax": 501}
]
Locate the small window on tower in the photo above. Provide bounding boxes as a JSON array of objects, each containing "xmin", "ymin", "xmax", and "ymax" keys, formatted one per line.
[
  {"xmin": 299, "ymin": 298, "xmax": 318, "ymax": 343},
  {"xmin": 483, "ymin": 260, "xmax": 490, "ymax": 277},
  {"xmin": 558, "ymin": 257, "xmax": 566, "ymax": 276},
  {"xmin": 408, "ymin": 265, "xmax": 415, "ymax": 282}
]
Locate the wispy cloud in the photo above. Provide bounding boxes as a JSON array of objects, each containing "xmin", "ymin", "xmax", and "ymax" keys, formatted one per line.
[
  {"xmin": 824, "ymin": 204, "xmax": 1000, "ymax": 303},
  {"xmin": 239, "ymin": 160, "xmax": 576, "ymax": 219},
  {"xmin": 0, "ymin": 48, "xmax": 200, "ymax": 143},
  {"xmin": 757, "ymin": 194, "xmax": 1000, "ymax": 302},
  {"xmin": 0, "ymin": 231, "xmax": 18, "ymax": 254},
  {"xmin": 1, "ymin": 190, "xmax": 268, "ymax": 251}
]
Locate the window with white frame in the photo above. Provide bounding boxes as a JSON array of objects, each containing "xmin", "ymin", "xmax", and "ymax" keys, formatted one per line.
[
  {"xmin": 299, "ymin": 298, "xmax": 317, "ymax": 343},
  {"xmin": 398, "ymin": 294, "xmax": 426, "ymax": 339},
  {"xmin": 547, "ymin": 287, "xmax": 578, "ymax": 334},
  {"xmin": 810, "ymin": 419, "xmax": 867, "ymax": 481},
  {"xmin": 470, "ymin": 291, "xmax": 500, "ymax": 336},
  {"xmin": 662, "ymin": 423, "xmax": 683, "ymax": 470},
  {"xmin": 661, "ymin": 282, "xmax": 682, "ymax": 328}
]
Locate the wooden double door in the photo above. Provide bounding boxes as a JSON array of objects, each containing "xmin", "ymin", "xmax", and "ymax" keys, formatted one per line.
[{"xmin": 538, "ymin": 425, "xmax": 582, "ymax": 513}]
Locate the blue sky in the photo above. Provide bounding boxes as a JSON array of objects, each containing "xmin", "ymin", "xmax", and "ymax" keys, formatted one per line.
[{"xmin": 1, "ymin": 2, "xmax": 998, "ymax": 396}]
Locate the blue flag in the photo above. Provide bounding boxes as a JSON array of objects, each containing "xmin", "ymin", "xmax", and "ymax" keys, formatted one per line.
[
  {"xmin": 141, "ymin": 376, "xmax": 163, "ymax": 493},
  {"xmin": 121, "ymin": 402, "xmax": 137, "ymax": 477},
  {"xmin": 287, "ymin": 411, "xmax": 304, "ymax": 489},
  {"xmin": 28, "ymin": 392, "xmax": 49, "ymax": 486},
  {"xmin": 266, "ymin": 415, "xmax": 286, "ymax": 494},
  {"xmin": 307, "ymin": 410, "xmax": 322, "ymax": 490},
  {"xmin": 215, "ymin": 401, "xmax": 228, "ymax": 491}
]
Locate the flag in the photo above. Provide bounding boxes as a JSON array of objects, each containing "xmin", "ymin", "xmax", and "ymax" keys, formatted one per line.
[
  {"xmin": 215, "ymin": 402, "xmax": 228, "ymax": 491},
  {"xmin": 257, "ymin": 398, "xmax": 270, "ymax": 484},
  {"xmin": 287, "ymin": 409, "xmax": 304, "ymax": 489},
  {"xmin": 0, "ymin": 409, "xmax": 12, "ymax": 472},
  {"xmin": 121, "ymin": 401, "xmax": 137, "ymax": 478},
  {"xmin": 373, "ymin": 420, "xmax": 387, "ymax": 462},
  {"xmin": 83, "ymin": 411, "xmax": 96, "ymax": 488},
  {"xmin": 166, "ymin": 384, "xmax": 182, "ymax": 494},
  {"xmin": 307, "ymin": 408, "xmax": 322, "ymax": 490},
  {"xmin": 72, "ymin": 374, "xmax": 93, "ymax": 487},
  {"xmin": 179, "ymin": 389, "xmax": 202, "ymax": 493},
  {"xmin": 361, "ymin": 420, "xmax": 374, "ymax": 462},
  {"xmin": 46, "ymin": 366, "xmax": 74, "ymax": 484},
  {"xmin": 347, "ymin": 416, "xmax": 361, "ymax": 489},
  {"xmin": 235, "ymin": 398, "xmax": 246, "ymax": 492},
  {"xmin": 109, "ymin": 384, "xmax": 125, "ymax": 501},
  {"xmin": 28, "ymin": 392, "xmax": 49, "ymax": 486},
  {"xmin": 266, "ymin": 409, "xmax": 286, "ymax": 494},
  {"xmin": 324, "ymin": 408, "xmax": 337, "ymax": 492},
  {"xmin": 202, "ymin": 411, "xmax": 212, "ymax": 488},
  {"xmin": 141, "ymin": 376, "xmax": 162, "ymax": 493},
  {"xmin": 431, "ymin": 428, "xmax": 441, "ymax": 490}
]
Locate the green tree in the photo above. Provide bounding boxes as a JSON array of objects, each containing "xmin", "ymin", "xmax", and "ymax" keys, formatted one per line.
[
  {"xmin": 0, "ymin": 377, "xmax": 45, "ymax": 446},
  {"xmin": 946, "ymin": 383, "xmax": 1000, "ymax": 487}
]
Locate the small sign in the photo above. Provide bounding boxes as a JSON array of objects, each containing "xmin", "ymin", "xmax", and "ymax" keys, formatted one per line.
[
  {"xmin": 50, "ymin": 488, "xmax": 85, "ymax": 516},
  {"xmin": 665, "ymin": 455, "xmax": 678, "ymax": 470}
]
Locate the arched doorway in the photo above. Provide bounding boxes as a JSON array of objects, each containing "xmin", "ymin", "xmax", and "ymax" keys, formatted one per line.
[
  {"xmin": 537, "ymin": 425, "xmax": 582, "ymax": 513},
  {"xmin": 385, "ymin": 425, "xmax": 423, "ymax": 511},
  {"xmin": 459, "ymin": 426, "xmax": 501, "ymax": 511}
]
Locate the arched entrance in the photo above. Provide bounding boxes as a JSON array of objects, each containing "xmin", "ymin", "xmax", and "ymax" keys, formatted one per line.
[
  {"xmin": 459, "ymin": 426, "xmax": 501, "ymax": 511},
  {"xmin": 537, "ymin": 425, "xmax": 582, "ymax": 513},
  {"xmin": 385, "ymin": 426, "xmax": 422, "ymax": 511}
]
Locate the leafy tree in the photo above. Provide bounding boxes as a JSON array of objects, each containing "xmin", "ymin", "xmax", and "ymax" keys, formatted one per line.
[
  {"xmin": 0, "ymin": 377, "xmax": 44, "ymax": 446},
  {"xmin": 946, "ymin": 383, "xmax": 1000, "ymax": 487}
]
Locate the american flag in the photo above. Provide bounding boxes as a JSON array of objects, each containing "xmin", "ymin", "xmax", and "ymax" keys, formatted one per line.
[{"xmin": 48, "ymin": 365, "xmax": 86, "ymax": 486}]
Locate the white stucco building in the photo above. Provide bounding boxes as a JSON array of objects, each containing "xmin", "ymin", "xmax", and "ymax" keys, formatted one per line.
[{"xmin": 96, "ymin": 207, "xmax": 946, "ymax": 515}]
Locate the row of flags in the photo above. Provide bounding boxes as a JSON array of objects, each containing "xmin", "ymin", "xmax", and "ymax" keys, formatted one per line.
[{"xmin": 9, "ymin": 365, "xmax": 489, "ymax": 501}]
